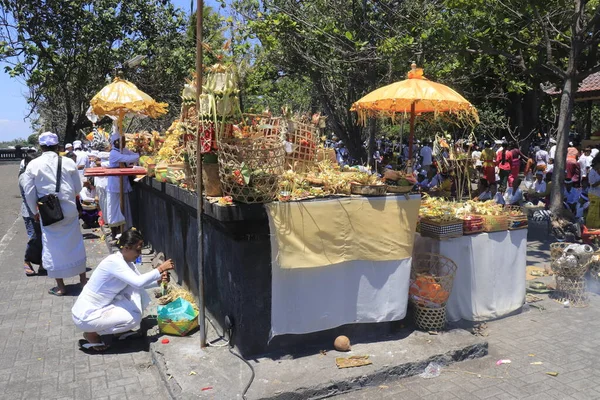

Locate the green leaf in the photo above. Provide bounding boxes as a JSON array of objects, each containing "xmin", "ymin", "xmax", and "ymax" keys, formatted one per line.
[
  {"xmin": 345, "ymin": 31, "xmax": 353, "ymax": 40},
  {"xmin": 240, "ymin": 162, "xmax": 251, "ymax": 185}
]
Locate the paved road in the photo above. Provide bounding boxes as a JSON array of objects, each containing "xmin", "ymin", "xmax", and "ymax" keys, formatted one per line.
[
  {"xmin": 336, "ymin": 263, "xmax": 600, "ymax": 399},
  {"xmin": 0, "ymin": 162, "xmax": 168, "ymax": 400},
  {"xmin": 0, "ymin": 162, "xmax": 26, "ymax": 239}
]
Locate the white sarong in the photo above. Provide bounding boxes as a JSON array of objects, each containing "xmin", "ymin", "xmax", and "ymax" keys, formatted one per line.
[
  {"xmin": 72, "ymin": 286, "xmax": 145, "ymax": 335},
  {"xmin": 42, "ymin": 215, "xmax": 87, "ymax": 278},
  {"xmin": 105, "ymin": 191, "xmax": 132, "ymax": 228},
  {"xmin": 96, "ymin": 187, "xmax": 107, "ymax": 219}
]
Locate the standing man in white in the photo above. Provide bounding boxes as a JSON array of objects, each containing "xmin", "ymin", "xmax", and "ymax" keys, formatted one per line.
[
  {"xmin": 73, "ymin": 140, "xmax": 89, "ymax": 181},
  {"xmin": 105, "ymin": 133, "xmax": 140, "ymax": 238},
  {"xmin": 22, "ymin": 132, "xmax": 87, "ymax": 296}
]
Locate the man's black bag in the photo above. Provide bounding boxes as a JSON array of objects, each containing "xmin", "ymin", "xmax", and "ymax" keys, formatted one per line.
[{"xmin": 37, "ymin": 156, "xmax": 64, "ymax": 226}]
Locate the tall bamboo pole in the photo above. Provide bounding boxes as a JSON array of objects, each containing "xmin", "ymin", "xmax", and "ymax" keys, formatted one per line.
[{"xmin": 195, "ymin": 0, "xmax": 206, "ymax": 348}]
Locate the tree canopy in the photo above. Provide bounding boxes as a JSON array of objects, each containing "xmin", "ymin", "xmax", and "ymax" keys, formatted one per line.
[{"xmin": 0, "ymin": 0, "xmax": 225, "ymax": 142}]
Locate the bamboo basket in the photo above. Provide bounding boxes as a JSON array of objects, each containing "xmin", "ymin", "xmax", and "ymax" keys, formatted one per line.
[
  {"xmin": 550, "ymin": 242, "xmax": 570, "ymax": 261},
  {"xmin": 420, "ymin": 218, "xmax": 463, "ymax": 239},
  {"xmin": 480, "ymin": 214, "xmax": 509, "ymax": 232},
  {"xmin": 461, "ymin": 215, "xmax": 485, "ymax": 235},
  {"xmin": 218, "ymin": 136, "xmax": 285, "ymax": 204},
  {"xmin": 504, "ymin": 205, "xmax": 528, "ymax": 230},
  {"xmin": 285, "ymin": 121, "xmax": 319, "ymax": 172},
  {"xmin": 350, "ymin": 184, "xmax": 387, "ymax": 196},
  {"xmin": 410, "ymin": 253, "xmax": 458, "ymax": 331}
]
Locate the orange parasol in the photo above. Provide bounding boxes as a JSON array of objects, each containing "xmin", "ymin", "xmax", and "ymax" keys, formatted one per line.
[{"xmin": 351, "ymin": 64, "xmax": 478, "ymax": 160}]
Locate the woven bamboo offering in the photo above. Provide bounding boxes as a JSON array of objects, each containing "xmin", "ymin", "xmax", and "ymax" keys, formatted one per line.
[
  {"xmin": 504, "ymin": 205, "xmax": 528, "ymax": 230},
  {"xmin": 285, "ymin": 121, "xmax": 319, "ymax": 172},
  {"xmin": 549, "ymin": 243, "xmax": 593, "ymax": 307},
  {"xmin": 550, "ymin": 242, "xmax": 570, "ymax": 261},
  {"xmin": 218, "ymin": 136, "xmax": 285, "ymax": 204},
  {"xmin": 552, "ymin": 276, "xmax": 588, "ymax": 307},
  {"xmin": 409, "ymin": 253, "xmax": 457, "ymax": 331},
  {"xmin": 462, "ymin": 215, "xmax": 485, "ymax": 235},
  {"xmin": 420, "ymin": 217, "xmax": 463, "ymax": 239},
  {"xmin": 480, "ymin": 214, "xmax": 509, "ymax": 232}
]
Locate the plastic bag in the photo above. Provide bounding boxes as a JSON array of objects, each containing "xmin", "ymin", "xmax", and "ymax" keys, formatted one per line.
[
  {"xmin": 157, "ymin": 297, "xmax": 199, "ymax": 336},
  {"xmin": 420, "ymin": 362, "xmax": 442, "ymax": 379}
]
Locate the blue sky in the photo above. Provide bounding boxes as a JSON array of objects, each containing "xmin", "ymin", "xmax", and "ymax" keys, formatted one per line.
[{"xmin": 0, "ymin": 0, "xmax": 223, "ymax": 141}]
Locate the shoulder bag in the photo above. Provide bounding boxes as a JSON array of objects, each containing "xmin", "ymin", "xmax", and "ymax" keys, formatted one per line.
[{"xmin": 37, "ymin": 156, "xmax": 65, "ymax": 226}]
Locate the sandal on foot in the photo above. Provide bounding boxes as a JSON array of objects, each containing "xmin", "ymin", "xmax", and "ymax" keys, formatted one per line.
[
  {"xmin": 24, "ymin": 266, "xmax": 36, "ymax": 276},
  {"xmin": 48, "ymin": 287, "xmax": 66, "ymax": 296},
  {"xmin": 37, "ymin": 267, "xmax": 47, "ymax": 276},
  {"xmin": 78, "ymin": 339, "xmax": 110, "ymax": 353}
]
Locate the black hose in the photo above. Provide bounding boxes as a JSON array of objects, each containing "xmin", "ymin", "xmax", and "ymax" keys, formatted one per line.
[
  {"xmin": 228, "ymin": 346, "xmax": 255, "ymax": 400},
  {"xmin": 227, "ymin": 323, "xmax": 255, "ymax": 400}
]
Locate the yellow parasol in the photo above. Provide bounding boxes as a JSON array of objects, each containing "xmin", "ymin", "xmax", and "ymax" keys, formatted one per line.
[
  {"xmin": 89, "ymin": 77, "xmax": 168, "ymax": 230},
  {"xmin": 351, "ymin": 63, "xmax": 478, "ymax": 160},
  {"xmin": 90, "ymin": 77, "xmax": 168, "ymax": 123}
]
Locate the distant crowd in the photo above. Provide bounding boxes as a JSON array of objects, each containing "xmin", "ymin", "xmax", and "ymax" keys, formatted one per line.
[{"xmin": 328, "ymin": 135, "xmax": 599, "ymax": 226}]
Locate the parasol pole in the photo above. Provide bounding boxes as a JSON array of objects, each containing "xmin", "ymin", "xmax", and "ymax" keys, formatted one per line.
[
  {"xmin": 119, "ymin": 114, "xmax": 125, "ymax": 234},
  {"xmin": 196, "ymin": 0, "xmax": 207, "ymax": 349},
  {"xmin": 408, "ymin": 101, "xmax": 416, "ymax": 169}
]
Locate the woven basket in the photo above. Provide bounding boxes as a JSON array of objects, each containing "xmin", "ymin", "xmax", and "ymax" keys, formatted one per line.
[
  {"xmin": 504, "ymin": 205, "xmax": 528, "ymax": 230},
  {"xmin": 480, "ymin": 214, "xmax": 509, "ymax": 232},
  {"xmin": 420, "ymin": 218, "xmax": 463, "ymax": 239},
  {"xmin": 551, "ymin": 256, "xmax": 591, "ymax": 278},
  {"xmin": 218, "ymin": 136, "xmax": 285, "ymax": 204},
  {"xmin": 184, "ymin": 122, "xmax": 198, "ymax": 190},
  {"xmin": 551, "ymin": 276, "xmax": 588, "ymax": 307},
  {"xmin": 285, "ymin": 121, "xmax": 318, "ymax": 172},
  {"xmin": 550, "ymin": 242, "xmax": 571, "ymax": 260},
  {"xmin": 461, "ymin": 215, "xmax": 485, "ymax": 235},
  {"xmin": 350, "ymin": 184, "xmax": 387, "ymax": 196},
  {"xmin": 409, "ymin": 253, "xmax": 458, "ymax": 332},
  {"xmin": 414, "ymin": 303, "xmax": 447, "ymax": 331}
]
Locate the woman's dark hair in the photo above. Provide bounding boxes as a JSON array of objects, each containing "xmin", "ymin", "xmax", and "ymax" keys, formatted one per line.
[
  {"xmin": 501, "ymin": 141, "xmax": 509, "ymax": 163},
  {"xmin": 118, "ymin": 228, "xmax": 144, "ymax": 249},
  {"xmin": 19, "ymin": 153, "xmax": 37, "ymax": 176}
]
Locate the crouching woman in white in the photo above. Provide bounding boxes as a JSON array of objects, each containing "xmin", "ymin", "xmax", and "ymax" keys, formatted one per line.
[{"xmin": 72, "ymin": 228, "xmax": 174, "ymax": 352}]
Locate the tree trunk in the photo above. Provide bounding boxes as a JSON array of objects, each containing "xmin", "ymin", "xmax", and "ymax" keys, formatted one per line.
[
  {"xmin": 549, "ymin": 75, "xmax": 576, "ymax": 213},
  {"xmin": 585, "ymin": 101, "xmax": 593, "ymax": 139},
  {"xmin": 64, "ymin": 111, "xmax": 76, "ymax": 145}
]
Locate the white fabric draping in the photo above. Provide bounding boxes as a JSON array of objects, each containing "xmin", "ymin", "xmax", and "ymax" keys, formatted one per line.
[
  {"xmin": 413, "ymin": 230, "xmax": 527, "ymax": 322},
  {"xmin": 268, "ymin": 196, "xmax": 421, "ymax": 337},
  {"xmin": 270, "ymin": 258, "xmax": 412, "ymax": 337}
]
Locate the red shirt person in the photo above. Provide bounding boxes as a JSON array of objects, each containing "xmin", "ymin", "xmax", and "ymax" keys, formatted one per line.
[{"xmin": 496, "ymin": 142, "xmax": 512, "ymax": 188}]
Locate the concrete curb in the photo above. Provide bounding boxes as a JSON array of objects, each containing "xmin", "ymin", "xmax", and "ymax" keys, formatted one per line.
[
  {"xmin": 149, "ymin": 338, "xmax": 488, "ymax": 400},
  {"xmin": 150, "ymin": 344, "xmax": 183, "ymax": 400}
]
